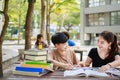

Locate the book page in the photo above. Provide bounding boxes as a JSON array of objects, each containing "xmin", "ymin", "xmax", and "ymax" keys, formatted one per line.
[
  {"xmin": 106, "ymin": 68, "xmax": 120, "ymax": 77},
  {"xmin": 64, "ymin": 68, "xmax": 86, "ymax": 77},
  {"xmin": 64, "ymin": 67, "xmax": 109, "ymax": 77},
  {"xmin": 85, "ymin": 69, "xmax": 109, "ymax": 77}
]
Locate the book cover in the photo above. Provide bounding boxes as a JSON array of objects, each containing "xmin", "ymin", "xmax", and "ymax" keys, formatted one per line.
[
  {"xmin": 15, "ymin": 66, "xmax": 44, "ymax": 73},
  {"xmin": 21, "ymin": 63, "xmax": 53, "ymax": 72},
  {"xmin": 13, "ymin": 70, "xmax": 41, "ymax": 77},
  {"xmin": 24, "ymin": 49, "xmax": 47, "ymax": 55},
  {"xmin": 64, "ymin": 67, "xmax": 109, "ymax": 77},
  {"xmin": 23, "ymin": 61, "xmax": 53, "ymax": 71},
  {"xmin": 13, "ymin": 69, "xmax": 50, "ymax": 77},
  {"xmin": 21, "ymin": 63, "xmax": 49, "ymax": 69},
  {"xmin": 25, "ymin": 55, "xmax": 47, "ymax": 61},
  {"xmin": 25, "ymin": 61, "xmax": 50, "ymax": 65}
]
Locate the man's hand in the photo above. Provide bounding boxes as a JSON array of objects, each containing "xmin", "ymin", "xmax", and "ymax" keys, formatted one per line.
[{"xmin": 63, "ymin": 64, "xmax": 74, "ymax": 70}]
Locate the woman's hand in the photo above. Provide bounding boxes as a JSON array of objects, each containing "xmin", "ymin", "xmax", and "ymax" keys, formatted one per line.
[{"xmin": 99, "ymin": 64, "xmax": 111, "ymax": 72}]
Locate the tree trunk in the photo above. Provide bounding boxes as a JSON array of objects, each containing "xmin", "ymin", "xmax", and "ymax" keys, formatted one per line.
[
  {"xmin": 0, "ymin": 0, "xmax": 9, "ymax": 77},
  {"xmin": 41, "ymin": 0, "xmax": 45, "ymax": 34},
  {"xmin": 40, "ymin": 0, "xmax": 46, "ymax": 39},
  {"xmin": 46, "ymin": 0, "xmax": 50, "ymax": 46},
  {"xmin": 18, "ymin": 14, "xmax": 21, "ymax": 44},
  {"xmin": 25, "ymin": 0, "xmax": 34, "ymax": 50}
]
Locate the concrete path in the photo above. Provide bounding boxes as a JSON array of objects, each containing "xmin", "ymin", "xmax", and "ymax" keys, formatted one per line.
[
  {"xmin": 2, "ymin": 44, "xmax": 96, "ymax": 62},
  {"xmin": 2, "ymin": 40, "xmax": 96, "ymax": 69}
]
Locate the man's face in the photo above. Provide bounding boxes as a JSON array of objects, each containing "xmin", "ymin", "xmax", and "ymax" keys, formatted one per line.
[{"xmin": 55, "ymin": 42, "xmax": 68, "ymax": 51}]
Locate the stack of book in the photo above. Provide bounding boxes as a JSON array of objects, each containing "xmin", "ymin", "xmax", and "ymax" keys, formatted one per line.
[
  {"xmin": 24, "ymin": 49, "xmax": 47, "ymax": 61},
  {"xmin": 13, "ymin": 61, "xmax": 53, "ymax": 77}
]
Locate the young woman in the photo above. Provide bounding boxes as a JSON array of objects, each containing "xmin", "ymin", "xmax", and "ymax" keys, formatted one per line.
[
  {"xmin": 35, "ymin": 34, "xmax": 48, "ymax": 49},
  {"xmin": 84, "ymin": 31, "xmax": 120, "ymax": 72},
  {"xmin": 47, "ymin": 32, "xmax": 80, "ymax": 70}
]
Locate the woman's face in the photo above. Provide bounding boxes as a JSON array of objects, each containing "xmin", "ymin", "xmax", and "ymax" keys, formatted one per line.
[
  {"xmin": 38, "ymin": 37, "xmax": 43, "ymax": 42},
  {"xmin": 55, "ymin": 42, "xmax": 68, "ymax": 51},
  {"xmin": 97, "ymin": 36, "xmax": 111, "ymax": 52}
]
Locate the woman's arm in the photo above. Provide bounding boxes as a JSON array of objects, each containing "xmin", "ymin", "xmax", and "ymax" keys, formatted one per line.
[
  {"xmin": 109, "ymin": 55, "xmax": 120, "ymax": 67},
  {"xmin": 84, "ymin": 56, "xmax": 92, "ymax": 67},
  {"xmin": 99, "ymin": 55, "xmax": 120, "ymax": 72}
]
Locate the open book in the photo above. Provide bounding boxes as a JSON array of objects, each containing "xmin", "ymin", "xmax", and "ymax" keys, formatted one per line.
[
  {"xmin": 64, "ymin": 67, "xmax": 109, "ymax": 77},
  {"xmin": 106, "ymin": 68, "xmax": 120, "ymax": 77}
]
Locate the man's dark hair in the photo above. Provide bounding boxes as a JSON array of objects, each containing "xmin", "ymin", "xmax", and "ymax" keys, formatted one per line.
[
  {"xmin": 62, "ymin": 31, "xmax": 70, "ymax": 39},
  {"xmin": 51, "ymin": 32, "xmax": 68, "ymax": 45}
]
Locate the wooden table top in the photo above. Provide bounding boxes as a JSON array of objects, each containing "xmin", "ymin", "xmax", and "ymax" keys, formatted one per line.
[{"xmin": 2, "ymin": 69, "xmax": 120, "ymax": 80}]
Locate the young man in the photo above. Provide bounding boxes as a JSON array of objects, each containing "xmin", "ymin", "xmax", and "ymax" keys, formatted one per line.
[{"xmin": 47, "ymin": 32, "xmax": 80, "ymax": 70}]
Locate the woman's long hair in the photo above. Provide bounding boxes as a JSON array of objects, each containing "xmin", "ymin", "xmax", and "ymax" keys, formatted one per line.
[
  {"xmin": 35, "ymin": 34, "xmax": 43, "ymax": 46},
  {"xmin": 99, "ymin": 31, "xmax": 119, "ymax": 60}
]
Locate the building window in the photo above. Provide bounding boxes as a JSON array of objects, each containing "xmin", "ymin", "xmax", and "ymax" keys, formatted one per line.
[
  {"xmin": 88, "ymin": 0, "xmax": 105, "ymax": 7},
  {"xmin": 88, "ymin": 13, "xmax": 105, "ymax": 26},
  {"xmin": 111, "ymin": 0, "xmax": 120, "ymax": 4},
  {"xmin": 111, "ymin": 11, "xmax": 120, "ymax": 25}
]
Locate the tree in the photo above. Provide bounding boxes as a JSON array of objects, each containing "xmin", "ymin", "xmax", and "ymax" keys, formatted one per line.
[
  {"xmin": 25, "ymin": 0, "xmax": 35, "ymax": 50},
  {"xmin": 40, "ymin": 0, "xmax": 55, "ymax": 45},
  {"xmin": 8, "ymin": 0, "xmax": 27, "ymax": 41},
  {"xmin": 51, "ymin": 0, "xmax": 80, "ymax": 32},
  {"xmin": 40, "ymin": 0, "xmax": 45, "ymax": 35},
  {"xmin": 46, "ymin": 0, "xmax": 56, "ymax": 45},
  {"xmin": 0, "ymin": 0, "xmax": 9, "ymax": 77},
  {"xmin": 46, "ymin": 0, "xmax": 51, "ymax": 45}
]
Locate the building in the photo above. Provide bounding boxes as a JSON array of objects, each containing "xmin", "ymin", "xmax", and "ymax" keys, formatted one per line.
[{"xmin": 80, "ymin": 0, "xmax": 120, "ymax": 45}]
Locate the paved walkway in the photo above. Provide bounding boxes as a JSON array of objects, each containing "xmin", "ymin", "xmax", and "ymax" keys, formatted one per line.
[
  {"xmin": 2, "ymin": 39, "xmax": 96, "ymax": 62},
  {"xmin": 2, "ymin": 44, "xmax": 96, "ymax": 62},
  {"xmin": 2, "ymin": 40, "xmax": 96, "ymax": 68}
]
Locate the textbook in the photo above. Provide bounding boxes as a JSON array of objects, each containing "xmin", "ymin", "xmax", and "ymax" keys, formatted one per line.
[
  {"xmin": 13, "ymin": 70, "xmax": 41, "ymax": 77},
  {"xmin": 15, "ymin": 66, "xmax": 44, "ymax": 73},
  {"xmin": 21, "ymin": 63, "xmax": 52, "ymax": 70},
  {"xmin": 25, "ymin": 55, "xmax": 47, "ymax": 61},
  {"xmin": 24, "ymin": 49, "xmax": 47, "ymax": 55},
  {"xmin": 13, "ymin": 61, "xmax": 53, "ymax": 77},
  {"xmin": 22, "ymin": 61, "xmax": 53, "ymax": 71},
  {"xmin": 64, "ymin": 67, "xmax": 109, "ymax": 77},
  {"xmin": 106, "ymin": 68, "xmax": 120, "ymax": 77},
  {"xmin": 25, "ymin": 61, "xmax": 50, "ymax": 65},
  {"xmin": 13, "ymin": 69, "xmax": 50, "ymax": 77},
  {"xmin": 21, "ymin": 63, "xmax": 49, "ymax": 69}
]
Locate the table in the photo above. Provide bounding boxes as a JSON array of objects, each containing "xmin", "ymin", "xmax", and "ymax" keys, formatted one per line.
[
  {"xmin": 41, "ymin": 70, "xmax": 120, "ymax": 80},
  {"xmin": 2, "ymin": 63, "xmax": 120, "ymax": 80},
  {"xmin": 74, "ymin": 49, "xmax": 87, "ymax": 61},
  {"xmin": 4, "ymin": 70, "xmax": 119, "ymax": 80}
]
